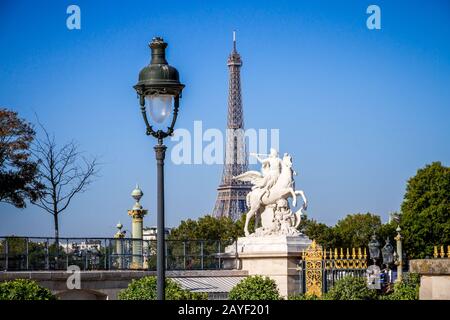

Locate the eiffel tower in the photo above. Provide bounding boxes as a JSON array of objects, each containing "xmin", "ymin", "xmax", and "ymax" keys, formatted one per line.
[{"xmin": 212, "ymin": 32, "xmax": 252, "ymax": 221}]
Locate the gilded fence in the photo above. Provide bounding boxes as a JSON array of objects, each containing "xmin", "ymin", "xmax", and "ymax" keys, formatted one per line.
[
  {"xmin": 433, "ymin": 245, "xmax": 450, "ymax": 258},
  {"xmin": 299, "ymin": 240, "xmax": 368, "ymax": 297}
]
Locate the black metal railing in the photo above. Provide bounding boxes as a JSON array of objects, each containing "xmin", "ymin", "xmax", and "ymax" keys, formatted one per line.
[{"xmin": 0, "ymin": 237, "xmax": 238, "ymax": 271}]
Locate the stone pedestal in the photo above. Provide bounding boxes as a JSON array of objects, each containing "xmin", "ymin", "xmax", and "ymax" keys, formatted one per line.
[
  {"xmin": 128, "ymin": 209, "xmax": 147, "ymax": 269},
  {"xmin": 225, "ymin": 235, "xmax": 312, "ymax": 297},
  {"xmin": 410, "ymin": 259, "xmax": 450, "ymax": 300}
]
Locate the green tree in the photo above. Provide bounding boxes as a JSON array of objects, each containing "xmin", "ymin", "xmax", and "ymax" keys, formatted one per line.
[
  {"xmin": 0, "ymin": 279, "xmax": 56, "ymax": 300},
  {"xmin": 324, "ymin": 276, "xmax": 378, "ymax": 300},
  {"xmin": 118, "ymin": 276, "xmax": 207, "ymax": 300},
  {"xmin": 228, "ymin": 276, "xmax": 281, "ymax": 300},
  {"xmin": 381, "ymin": 273, "xmax": 420, "ymax": 300},
  {"xmin": 400, "ymin": 162, "xmax": 450, "ymax": 258},
  {"xmin": 169, "ymin": 215, "xmax": 243, "ymax": 240},
  {"xmin": 333, "ymin": 213, "xmax": 383, "ymax": 248},
  {"xmin": 300, "ymin": 215, "xmax": 338, "ymax": 247},
  {"xmin": 0, "ymin": 108, "xmax": 43, "ymax": 208},
  {"xmin": 378, "ymin": 220, "xmax": 397, "ymax": 244}
]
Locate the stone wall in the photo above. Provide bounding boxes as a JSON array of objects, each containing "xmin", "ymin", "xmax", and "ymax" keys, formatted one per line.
[{"xmin": 409, "ymin": 259, "xmax": 450, "ymax": 300}]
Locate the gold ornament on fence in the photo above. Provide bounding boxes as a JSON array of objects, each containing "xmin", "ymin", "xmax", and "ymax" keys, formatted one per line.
[{"xmin": 302, "ymin": 241, "xmax": 369, "ymax": 297}]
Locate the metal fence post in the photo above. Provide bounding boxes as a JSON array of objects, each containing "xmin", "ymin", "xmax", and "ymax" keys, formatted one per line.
[
  {"xmin": 84, "ymin": 238, "xmax": 88, "ymax": 271},
  {"xmin": 165, "ymin": 240, "xmax": 168, "ymax": 270},
  {"xmin": 26, "ymin": 238, "xmax": 29, "ymax": 270},
  {"xmin": 235, "ymin": 239, "xmax": 238, "ymax": 269},
  {"xmin": 218, "ymin": 241, "xmax": 221, "ymax": 270},
  {"xmin": 66, "ymin": 239, "xmax": 69, "ymax": 270},
  {"xmin": 45, "ymin": 239, "xmax": 49, "ymax": 270},
  {"xmin": 183, "ymin": 241, "xmax": 186, "ymax": 270},
  {"xmin": 104, "ymin": 239, "xmax": 107, "ymax": 270},
  {"xmin": 5, "ymin": 238, "xmax": 8, "ymax": 271},
  {"xmin": 200, "ymin": 241, "xmax": 204, "ymax": 270}
]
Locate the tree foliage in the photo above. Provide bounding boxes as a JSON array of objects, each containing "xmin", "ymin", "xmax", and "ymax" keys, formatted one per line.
[
  {"xmin": 0, "ymin": 279, "xmax": 56, "ymax": 300},
  {"xmin": 400, "ymin": 162, "xmax": 450, "ymax": 258},
  {"xmin": 169, "ymin": 215, "xmax": 244, "ymax": 240},
  {"xmin": 334, "ymin": 213, "xmax": 383, "ymax": 248},
  {"xmin": 0, "ymin": 108, "xmax": 43, "ymax": 208},
  {"xmin": 228, "ymin": 276, "xmax": 281, "ymax": 300},
  {"xmin": 381, "ymin": 273, "xmax": 420, "ymax": 300},
  {"xmin": 300, "ymin": 213, "xmax": 396, "ymax": 249},
  {"xmin": 323, "ymin": 276, "xmax": 378, "ymax": 300},
  {"xmin": 300, "ymin": 215, "xmax": 338, "ymax": 247},
  {"xmin": 118, "ymin": 276, "xmax": 207, "ymax": 300}
]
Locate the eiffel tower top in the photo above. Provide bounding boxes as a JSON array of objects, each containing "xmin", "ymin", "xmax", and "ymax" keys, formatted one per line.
[{"xmin": 228, "ymin": 31, "xmax": 242, "ymax": 66}]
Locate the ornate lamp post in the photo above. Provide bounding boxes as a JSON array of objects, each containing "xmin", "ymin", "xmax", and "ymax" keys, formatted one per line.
[
  {"xmin": 368, "ymin": 234, "xmax": 380, "ymax": 265},
  {"xmin": 133, "ymin": 37, "xmax": 185, "ymax": 300},
  {"xmin": 381, "ymin": 238, "xmax": 394, "ymax": 285},
  {"xmin": 382, "ymin": 238, "xmax": 394, "ymax": 267}
]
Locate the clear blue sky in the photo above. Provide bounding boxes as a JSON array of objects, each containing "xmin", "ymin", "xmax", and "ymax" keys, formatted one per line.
[{"xmin": 1, "ymin": 0, "xmax": 449, "ymax": 237}]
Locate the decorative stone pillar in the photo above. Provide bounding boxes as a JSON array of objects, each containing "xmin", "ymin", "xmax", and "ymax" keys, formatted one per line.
[
  {"xmin": 394, "ymin": 226, "xmax": 403, "ymax": 282},
  {"xmin": 127, "ymin": 185, "xmax": 148, "ymax": 269},
  {"xmin": 114, "ymin": 222, "xmax": 126, "ymax": 269}
]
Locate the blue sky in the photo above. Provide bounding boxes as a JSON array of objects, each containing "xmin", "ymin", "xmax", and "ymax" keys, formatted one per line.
[{"xmin": 1, "ymin": 0, "xmax": 449, "ymax": 237}]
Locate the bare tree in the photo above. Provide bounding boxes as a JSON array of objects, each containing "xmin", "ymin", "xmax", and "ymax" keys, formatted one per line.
[{"xmin": 31, "ymin": 124, "xmax": 99, "ymax": 241}]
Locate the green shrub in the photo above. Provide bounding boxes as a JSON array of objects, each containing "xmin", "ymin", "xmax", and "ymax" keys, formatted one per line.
[
  {"xmin": 0, "ymin": 279, "xmax": 56, "ymax": 300},
  {"xmin": 288, "ymin": 293, "xmax": 321, "ymax": 300},
  {"xmin": 381, "ymin": 273, "xmax": 420, "ymax": 300},
  {"xmin": 324, "ymin": 276, "xmax": 378, "ymax": 300},
  {"xmin": 228, "ymin": 276, "xmax": 281, "ymax": 300},
  {"xmin": 118, "ymin": 276, "xmax": 207, "ymax": 300}
]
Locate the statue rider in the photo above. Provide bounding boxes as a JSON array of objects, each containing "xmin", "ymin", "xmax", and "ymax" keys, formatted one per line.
[{"xmin": 251, "ymin": 148, "xmax": 282, "ymax": 199}]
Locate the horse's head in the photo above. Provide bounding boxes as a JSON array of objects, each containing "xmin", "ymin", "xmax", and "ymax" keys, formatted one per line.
[{"xmin": 282, "ymin": 153, "xmax": 293, "ymax": 167}]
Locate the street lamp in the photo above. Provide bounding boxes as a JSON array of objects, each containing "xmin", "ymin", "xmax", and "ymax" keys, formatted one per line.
[
  {"xmin": 368, "ymin": 234, "xmax": 380, "ymax": 265},
  {"xmin": 381, "ymin": 237, "xmax": 394, "ymax": 267},
  {"xmin": 134, "ymin": 37, "xmax": 185, "ymax": 300}
]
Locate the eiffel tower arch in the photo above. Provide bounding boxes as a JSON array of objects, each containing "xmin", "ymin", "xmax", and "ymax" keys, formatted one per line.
[{"xmin": 212, "ymin": 32, "xmax": 252, "ymax": 221}]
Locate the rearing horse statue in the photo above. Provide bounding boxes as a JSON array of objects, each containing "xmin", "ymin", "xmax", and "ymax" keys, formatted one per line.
[{"xmin": 234, "ymin": 153, "xmax": 307, "ymax": 236}]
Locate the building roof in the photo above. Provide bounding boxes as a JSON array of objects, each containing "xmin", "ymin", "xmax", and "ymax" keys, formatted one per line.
[{"xmin": 172, "ymin": 276, "xmax": 246, "ymax": 293}]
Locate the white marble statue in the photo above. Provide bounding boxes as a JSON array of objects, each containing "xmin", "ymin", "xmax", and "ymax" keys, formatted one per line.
[{"xmin": 234, "ymin": 149, "xmax": 308, "ymax": 236}]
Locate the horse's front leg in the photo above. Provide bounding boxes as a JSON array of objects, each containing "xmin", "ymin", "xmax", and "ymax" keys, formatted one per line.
[
  {"xmin": 289, "ymin": 188, "xmax": 297, "ymax": 207},
  {"xmin": 244, "ymin": 208, "xmax": 256, "ymax": 236},
  {"xmin": 295, "ymin": 190, "xmax": 307, "ymax": 210}
]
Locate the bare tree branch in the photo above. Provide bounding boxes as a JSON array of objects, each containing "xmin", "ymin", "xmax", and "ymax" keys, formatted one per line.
[{"xmin": 30, "ymin": 119, "xmax": 100, "ymax": 240}]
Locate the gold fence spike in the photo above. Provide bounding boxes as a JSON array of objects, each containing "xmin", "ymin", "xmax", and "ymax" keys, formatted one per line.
[
  {"xmin": 334, "ymin": 248, "xmax": 338, "ymax": 259},
  {"xmin": 346, "ymin": 248, "xmax": 350, "ymax": 259},
  {"xmin": 440, "ymin": 245, "xmax": 445, "ymax": 258},
  {"xmin": 358, "ymin": 247, "xmax": 362, "ymax": 259},
  {"xmin": 340, "ymin": 248, "xmax": 344, "ymax": 259},
  {"xmin": 434, "ymin": 246, "xmax": 438, "ymax": 258},
  {"xmin": 448, "ymin": 245, "xmax": 450, "ymax": 258},
  {"xmin": 363, "ymin": 247, "xmax": 367, "ymax": 259},
  {"xmin": 352, "ymin": 247, "xmax": 356, "ymax": 259},
  {"xmin": 329, "ymin": 248, "xmax": 332, "ymax": 260}
]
